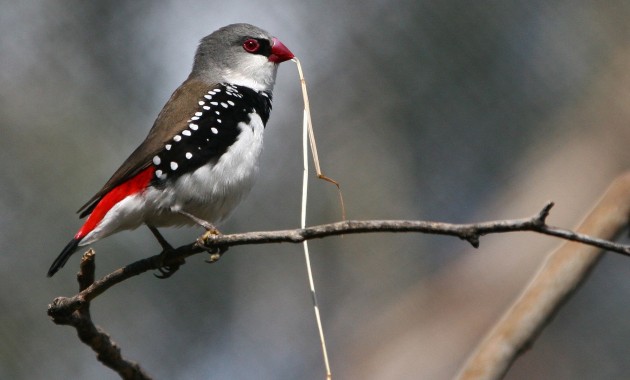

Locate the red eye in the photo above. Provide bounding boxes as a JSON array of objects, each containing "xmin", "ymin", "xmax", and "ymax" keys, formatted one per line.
[{"xmin": 243, "ymin": 39, "xmax": 260, "ymax": 53}]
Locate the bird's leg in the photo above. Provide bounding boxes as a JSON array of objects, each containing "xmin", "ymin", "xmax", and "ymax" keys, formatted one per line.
[
  {"xmin": 175, "ymin": 209, "xmax": 220, "ymax": 233},
  {"xmin": 172, "ymin": 210, "xmax": 229, "ymax": 263},
  {"xmin": 147, "ymin": 225, "xmax": 184, "ymax": 279},
  {"xmin": 148, "ymin": 225, "xmax": 173, "ymax": 251}
]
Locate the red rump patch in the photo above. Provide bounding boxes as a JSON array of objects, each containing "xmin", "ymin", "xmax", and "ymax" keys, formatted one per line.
[{"xmin": 75, "ymin": 166, "xmax": 155, "ymax": 239}]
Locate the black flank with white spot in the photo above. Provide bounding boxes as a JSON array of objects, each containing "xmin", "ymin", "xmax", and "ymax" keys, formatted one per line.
[{"xmin": 151, "ymin": 83, "xmax": 272, "ymax": 184}]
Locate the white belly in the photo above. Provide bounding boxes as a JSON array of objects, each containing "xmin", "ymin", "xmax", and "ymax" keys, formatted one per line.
[{"xmin": 148, "ymin": 113, "xmax": 265, "ymax": 226}]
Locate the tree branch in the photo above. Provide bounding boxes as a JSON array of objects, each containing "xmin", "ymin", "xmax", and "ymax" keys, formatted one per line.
[
  {"xmin": 47, "ymin": 180, "xmax": 630, "ymax": 379},
  {"xmin": 456, "ymin": 172, "xmax": 630, "ymax": 379},
  {"xmin": 48, "ymin": 250, "xmax": 152, "ymax": 380}
]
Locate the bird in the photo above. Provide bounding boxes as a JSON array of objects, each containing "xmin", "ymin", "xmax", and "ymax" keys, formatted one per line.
[{"xmin": 47, "ymin": 23, "xmax": 295, "ymax": 277}]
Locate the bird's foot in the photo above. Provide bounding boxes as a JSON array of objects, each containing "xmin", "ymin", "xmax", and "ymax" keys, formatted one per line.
[
  {"xmin": 153, "ymin": 244, "xmax": 186, "ymax": 279},
  {"xmin": 147, "ymin": 225, "xmax": 185, "ymax": 278},
  {"xmin": 195, "ymin": 228, "xmax": 228, "ymax": 263},
  {"xmin": 154, "ymin": 260, "xmax": 184, "ymax": 279},
  {"xmin": 204, "ymin": 245, "xmax": 229, "ymax": 264},
  {"xmin": 196, "ymin": 227, "xmax": 221, "ymax": 246}
]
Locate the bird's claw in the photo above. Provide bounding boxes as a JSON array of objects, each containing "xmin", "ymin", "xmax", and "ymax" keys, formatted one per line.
[
  {"xmin": 153, "ymin": 250, "xmax": 186, "ymax": 279},
  {"xmin": 194, "ymin": 228, "xmax": 228, "ymax": 263},
  {"xmin": 154, "ymin": 263, "xmax": 182, "ymax": 279},
  {"xmin": 204, "ymin": 246, "xmax": 229, "ymax": 263},
  {"xmin": 196, "ymin": 228, "xmax": 221, "ymax": 245}
]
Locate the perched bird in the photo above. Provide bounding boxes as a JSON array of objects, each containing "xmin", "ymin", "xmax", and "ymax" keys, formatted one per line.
[{"xmin": 48, "ymin": 23, "xmax": 294, "ymax": 277}]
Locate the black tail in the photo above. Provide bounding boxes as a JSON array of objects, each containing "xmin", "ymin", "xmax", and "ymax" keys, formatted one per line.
[{"xmin": 47, "ymin": 238, "xmax": 81, "ymax": 277}]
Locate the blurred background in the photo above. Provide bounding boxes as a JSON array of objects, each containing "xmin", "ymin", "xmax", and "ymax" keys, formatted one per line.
[{"xmin": 2, "ymin": 1, "xmax": 630, "ymax": 379}]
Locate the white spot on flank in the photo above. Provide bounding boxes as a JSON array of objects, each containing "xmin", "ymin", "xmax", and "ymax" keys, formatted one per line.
[
  {"xmin": 204, "ymin": 94, "xmax": 212, "ymax": 99},
  {"xmin": 215, "ymin": 111, "xmax": 220, "ymax": 115},
  {"xmin": 189, "ymin": 123, "xmax": 198, "ymax": 130},
  {"xmin": 170, "ymin": 161, "xmax": 178, "ymax": 171},
  {"xmin": 186, "ymin": 152, "xmax": 193, "ymax": 159},
  {"xmin": 203, "ymin": 106, "xmax": 210, "ymax": 110},
  {"xmin": 191, "ymin": 116, "xmax": 200, "ymax": 121},
  {"xmin": 173, "ymin": 135, "xmax": 181, "ymax": 142},
  {"xmin": 195, "ymin": 112, "xmax": 203, "ymax": 117},
  {"xmin": 210, "ymin": 102, "xmax": 218, "ymax": 106},
  {"xmin": 153, "ymin": 156, "xmax": 161, "ymax": 165},
  {"xmin": 221, "ymin": 102, "xmax": 228, "ymax": 108},
  {"xmin": 198, "ymin": 101, "xmax": 205, "ymax": 106},
  {"xmin": 227, "ymin": 100, "xmax": 235, "ymax": 106},
  {"xmin": 165, "ymin": 144, "xmax": 172, "ymax": 150},
  {"xmin": 155, "ymin": 169, "xmax": 163, "ymax": 178},
  {"xmin": 211, "ymin": 127, "xmax": 218, "ymax": 134},
  {"xmin": 182, "ymin": 130, "xmax": 191, "ymax": 136},
  {"xmin": 217, "ymin": 119, "xmax": 222, "ymax": 123}
]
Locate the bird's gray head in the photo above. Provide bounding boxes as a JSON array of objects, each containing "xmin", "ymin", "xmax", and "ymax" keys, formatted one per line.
[{"xmin": 191, "ymin": 23, "xmax": 294, "ymax": 92}]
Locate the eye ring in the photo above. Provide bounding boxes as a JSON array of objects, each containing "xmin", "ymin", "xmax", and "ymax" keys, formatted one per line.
[{"xmin": 243, "ymin": 39, "xmax": 260, "ymax": 53}]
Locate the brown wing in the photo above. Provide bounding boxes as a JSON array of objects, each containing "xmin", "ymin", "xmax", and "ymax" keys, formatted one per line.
[{"xmin": 78, "ymin": 78, "xmax": 219, "ymax": 217}]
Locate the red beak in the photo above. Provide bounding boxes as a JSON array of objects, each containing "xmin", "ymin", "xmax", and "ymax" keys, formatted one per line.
[{"xmin": 269, "ymin": 37, "xmax": 295, "ymax": 63}]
